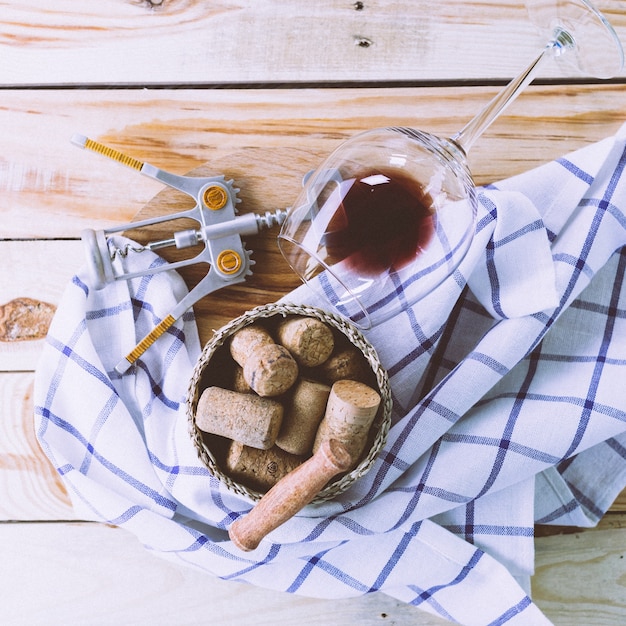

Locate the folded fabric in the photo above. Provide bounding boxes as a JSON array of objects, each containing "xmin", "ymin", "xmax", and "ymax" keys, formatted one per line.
[{"xmin": 34, "ymin": 123, "xmax": 626, "ymax": 625}]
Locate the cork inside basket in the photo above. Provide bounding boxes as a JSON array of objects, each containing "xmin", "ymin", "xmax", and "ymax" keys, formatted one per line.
[{"xmin": 186, "ymin": 302, "xmax": 392, "ymax": 503}]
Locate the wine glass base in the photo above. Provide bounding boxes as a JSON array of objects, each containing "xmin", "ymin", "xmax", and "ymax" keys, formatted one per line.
[{"xmin": 526, "ymin": 0, "xmax": 624, "ymax": 78}]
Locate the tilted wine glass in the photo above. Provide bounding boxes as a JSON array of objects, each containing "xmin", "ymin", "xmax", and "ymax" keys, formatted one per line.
[{"xmin": 278, "ymin": 0, "xmax": 624, "ymax": 329}]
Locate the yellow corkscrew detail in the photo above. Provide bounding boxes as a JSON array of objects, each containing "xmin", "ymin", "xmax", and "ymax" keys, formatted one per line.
[
  {"xmin": 216, "ymin": 249, "xmax": 243, "ymax": 275},
  {"xmin": 83, "ymin": 137, "xmax": 144, "ymax": 172},
  {"xmin": 203, "ymin": 184, "xmax": 229, "ymax": 210},
  {"xmin": 123, "ymin": 314, "xmax": 177, "ymax": 366}
]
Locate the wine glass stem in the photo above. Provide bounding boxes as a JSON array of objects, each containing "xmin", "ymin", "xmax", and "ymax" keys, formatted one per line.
[{"xmin": 450, "ymin": 28, "xmax": 574, "ymax": 155}]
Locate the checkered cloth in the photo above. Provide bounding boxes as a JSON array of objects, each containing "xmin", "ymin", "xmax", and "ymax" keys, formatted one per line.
[{"xmin": 35, "ymin": 124, "xmax": 626, "ymax": 625}]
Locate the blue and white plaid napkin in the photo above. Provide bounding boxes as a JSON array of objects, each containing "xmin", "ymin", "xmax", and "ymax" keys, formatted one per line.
[{"xmin": 35, "ymin": 123, "xmax": 626, "ymax": 626}]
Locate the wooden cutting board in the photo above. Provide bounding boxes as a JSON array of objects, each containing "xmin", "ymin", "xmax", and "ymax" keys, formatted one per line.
[{"xmin": 127, "ymin": 146, "xmax": 323, "ymax": 345}]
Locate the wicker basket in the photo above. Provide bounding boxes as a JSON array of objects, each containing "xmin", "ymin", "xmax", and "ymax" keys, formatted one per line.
[{"xmin": 186, "ymin": 302, "xmax": 392, "ymax": 503}]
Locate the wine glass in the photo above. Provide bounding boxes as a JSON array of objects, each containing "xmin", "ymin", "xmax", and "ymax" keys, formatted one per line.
[{"xmin": 278, "ymin": 0, "xmax": 624, "ymax": 329}]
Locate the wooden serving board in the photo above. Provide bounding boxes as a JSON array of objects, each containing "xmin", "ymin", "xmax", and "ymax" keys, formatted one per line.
[{"xmin": 127, "ymin": 146, "xmax": 322, "ymax": 344}]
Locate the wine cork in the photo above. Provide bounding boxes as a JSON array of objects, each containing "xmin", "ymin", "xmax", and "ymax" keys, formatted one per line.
[
  {"xmin": 229, "ymin": 325, "xmax": 274, "ymax": 367},
  {"xmin": 229, "ymin": 439, "xmax": 352, "ymax": 551},
  {"xmin": 243, "ymin": 343, "xmax": 298, "ymax": 397},
  {"xmin": 195, "ymin": 386, "xmax": 283, "ymax": 450},
  {"xmin": 276, "ymin": 378, "xmax": 331, "ymax": 456},
  {"xmin": 315, "ymin": 346, "xmax": 370, "ymax": 385},
  {"xmin": 313, "ymin": 379, "xmax": 381, "ymax": 465},
  {"xmin": 276, "ymin": 317, "xmax": 335, "ymax": 367},
  {"xmin": 230, "ymin": 324, "xmax": 299, "ymax": 397},
  {"xmin": 225, "ymin": 441, "xmax": 304, "ymax": 492}
]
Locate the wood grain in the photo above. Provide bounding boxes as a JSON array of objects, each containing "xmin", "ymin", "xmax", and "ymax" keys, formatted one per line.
[
  {"xmin": 533, "ymin": 515, "xmax": 626, "ymax": 624},
  {"xmin": 3, "ymin": 0, "xmax": 624, "ymax": 85},
  {"xmin": 0, "ymin": 373, "xmax": 74, "ymax": 521},
  {"xmin": 1, "ymin": 84, "xmax": 625, "ymax": 238}
]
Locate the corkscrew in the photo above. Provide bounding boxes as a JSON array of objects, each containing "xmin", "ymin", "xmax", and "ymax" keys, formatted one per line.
[{"xmin": 72, "ymin": 135, "xmax": 287, "ymax": 375}]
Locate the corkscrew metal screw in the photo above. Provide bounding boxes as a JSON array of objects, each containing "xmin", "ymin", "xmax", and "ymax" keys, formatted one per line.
[{"xmin": 72, "ymin": 134, "xmax": 287, "ymax": 374}]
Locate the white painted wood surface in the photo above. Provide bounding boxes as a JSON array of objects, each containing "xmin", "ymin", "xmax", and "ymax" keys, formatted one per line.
[
  {"xmin": 4, "ymin": 0, "xmax": 625, "ymax": 85},
  {"xmin": 1, "ymin": 1, "xmax": 626, "ymax": 623},
  {"xmin": 0, "ymin": 517, "xmax": 624, "ymax": 625},
  {"xmin": 0, "ymin": 522, "xmax": 448, "ymax": 625}
]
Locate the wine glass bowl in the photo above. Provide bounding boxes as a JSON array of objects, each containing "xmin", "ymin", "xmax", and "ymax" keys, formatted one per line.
[
  {"xmin": 278, "ymin": 128, "xmax": 477, "ymax": 328},
  {"xmin": 278, "ymin": 0, "xmax": 623, "ymax": 329}
]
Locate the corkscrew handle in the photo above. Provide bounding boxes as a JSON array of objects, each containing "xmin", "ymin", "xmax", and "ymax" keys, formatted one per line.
[
  {"xmin": 71, "ymin": 134, "xmax": 207, "ymax": 198},
  {"xmin": 114, "ymin": 314, "xmax": 177, "ymax": 374},
  {"xmin": 229, "ymin": 439, "xmax": 351, "ymax": 551}
]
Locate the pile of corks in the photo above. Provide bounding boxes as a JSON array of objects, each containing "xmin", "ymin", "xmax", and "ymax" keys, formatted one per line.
[{"xmin": 195, "ymin": 314, "xmax": 382, "ymax": 494}]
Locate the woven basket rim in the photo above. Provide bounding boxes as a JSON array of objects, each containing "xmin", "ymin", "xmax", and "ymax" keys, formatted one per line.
[{"xmin": 186, "ymin": 302, "xmax": 392, "ymax": 503}]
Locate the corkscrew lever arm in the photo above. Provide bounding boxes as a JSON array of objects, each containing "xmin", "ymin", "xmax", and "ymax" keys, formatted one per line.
[
  {"xmin": 71, "ymin": 134, "xmax": 288, "ymax": 375},
  {"xmin": 71, "ymin": 134, "xmax": 208, "ymax": 198},
  {"xmin": 113, "ymin": 265, "xmax": 245, "ymax": 375}
]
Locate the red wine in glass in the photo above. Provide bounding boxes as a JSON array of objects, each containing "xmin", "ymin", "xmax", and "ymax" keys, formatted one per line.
[{"xmin": 323, "ymin": 168, "xmax": 435, "ymax": 278}]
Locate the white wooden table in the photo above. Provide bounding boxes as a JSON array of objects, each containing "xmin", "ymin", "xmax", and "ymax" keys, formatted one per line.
[{"xmin": 1, "ymin": 2, "xmax": 625, "ymax": 623}]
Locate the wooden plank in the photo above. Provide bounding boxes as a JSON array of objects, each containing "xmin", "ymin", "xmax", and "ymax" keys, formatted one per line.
[
  {"xmin": 0, "ymin": 372, "xmax": 75, "ymax": 521},
  {"xmin": 533, "ymin": 513, "xmax": 626, "ymax": 624},
  {"xmin": 0, "ymin": 515, "xmax": 624, "ymax": 625},
  {"xmin": 1, "ymin": 84, "xmax": 625, "ymax": 238},
  {"xmin": 0, "ymin": 521, "xmax": 448, "ymax": 626},
  {"xmin": 3, "ymin": 1, "xmax": 624, "ymax": 85}
]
